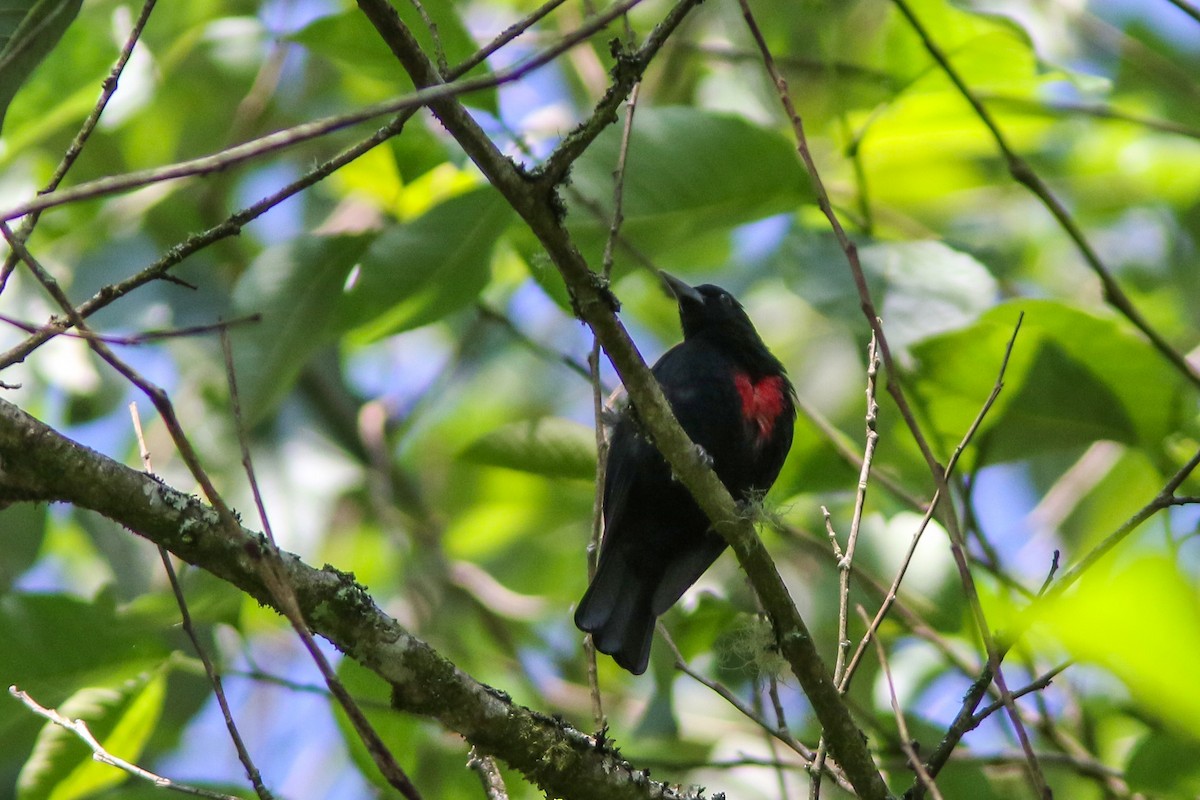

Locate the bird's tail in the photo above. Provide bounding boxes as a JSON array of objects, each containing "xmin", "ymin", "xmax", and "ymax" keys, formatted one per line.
[{"xmin": 574, "ymin": 558, "xmax": 656, "ymax": 675}]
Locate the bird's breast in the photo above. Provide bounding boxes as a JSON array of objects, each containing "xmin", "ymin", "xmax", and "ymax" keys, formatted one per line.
[{"xmin": 733, "ymin": 373, "xmax": 788, "ymax": 442}]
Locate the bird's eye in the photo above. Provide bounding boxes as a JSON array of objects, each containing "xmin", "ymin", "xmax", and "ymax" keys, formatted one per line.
[{"xmin": 720, "ymin": 293, "xmax": 732, "ymax": 306}]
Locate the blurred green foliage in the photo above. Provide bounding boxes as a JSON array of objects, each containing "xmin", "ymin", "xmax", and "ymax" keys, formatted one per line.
[{"xmin": 1, "ymin": 0, "xmax": 1198, "ymax": 797}]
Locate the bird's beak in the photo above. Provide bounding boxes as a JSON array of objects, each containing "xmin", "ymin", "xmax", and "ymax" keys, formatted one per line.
[{"xmin": 659, "ymin": 271, "xmax": 704, "ymax": 305}]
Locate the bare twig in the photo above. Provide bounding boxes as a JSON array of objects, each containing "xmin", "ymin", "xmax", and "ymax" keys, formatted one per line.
[
  {"xmin": 1163, "ymin": 0, "xmax": 1200, "ymax": 26},
  {"xmin": 969, "ymin": 663, "xmax": 1071, "ymax": 729},
  {"xmin": 219, "ymin": 332, "xmax": 424, "ymax": 800},
  {"xmin": 467, "ymin": 747, "xmax": 509, "ymax": 800},
  {"xmin": 0, "ymin": 0, "xmax": 573, "ymax": 371},
  {"xmin": 836, "ymin": 334, "xmax": 881, "ymax": 680},
  {"xmin": 811, "ymin": 334, "xmax": 881, "ymax": 798},
  {"xmin": 358, "ymin": 1, "xmax": 891, "ymax": 793},
  {"xmin": 888, "ymin": 0, "xmax": 1200, "ymax": 391},
  {"xmin": 736, "ymin": 4, "xmax": 1050, "ymax": 795},
  {"xmin": 736, "ymin": 0, "xmax": 941, "ymax": 480},
  {"xmin": 125, "ymin": 352, "xmax": 273, "ymax": 800},
  {"xmin": 1047, "ymin": 445, "xmax": 1200, "ymax": 597},
  {"xmin": 0, "ymin": 222, "xmax": 239, "ymax": 530},
  {"xmin": 407, "ymin": 0, "xmax": 449, "ymax": 75},
  {"xmin": 475, "ymin": 304, "xmax": 593, "ymax": 381},
  {"xmin": 795, "ymin": 392, "xmax": 925, "ymax": 509},
  {"xmin": 6, "ymin": 223, "xmax": 274, "ymax": 799},
  {"xmin": 0, "ymin": 312, "xmax": 260, "ymax": 345},
  {"xmin": 976, "ymin": 92, "xmax": 1200, "ymax": 141},
  {"xmin": 860, "ymin": 606, "xmax": 945, "ymax": 800},
  {"xmin": 0, "ymin": 0, "xmax": 159, "ymax": 295},
  {"xmin": 9, "ymin": 686, "xmax": 243, "ymax": 800},
  {"xmin": 911, "ymin": 446, "xmax": 1200, "ymax": 795},
  {"xmin": 1, "ymin": 0, "xmax": 648, "ymax": 224},
  {"xmin": 582, "ymin": 75, "xmax": 640, "ymax": 727},
  {"xmin": 656, "ymin": 625, "xmax": 861, "ymax": 795}
]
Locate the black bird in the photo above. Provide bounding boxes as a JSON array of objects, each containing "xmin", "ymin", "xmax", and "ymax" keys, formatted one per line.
[{"xmin": 575, "ymin": 273, "xmax": 796, "ymax": 674}]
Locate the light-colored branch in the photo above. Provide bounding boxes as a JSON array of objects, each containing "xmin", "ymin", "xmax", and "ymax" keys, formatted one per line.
[
  {"xmin": 468, "ymin": 747, "xmax": 510, "ymax": 800},
  {"xmin": 810, "ymin": 335, "xmax": 881, "ymax": 798},
  {"xmin": 9, "ymin": 686, "xmax": 243, "ymax": 800}
]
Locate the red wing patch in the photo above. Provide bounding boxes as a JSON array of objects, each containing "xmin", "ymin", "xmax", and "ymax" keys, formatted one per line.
[{"xmin": 734, "ymin": 373, "xmax": 788, "ymax": 442}]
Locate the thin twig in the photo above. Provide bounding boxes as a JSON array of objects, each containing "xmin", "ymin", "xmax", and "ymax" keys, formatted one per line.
[
  {"xmin": 737, "ymin": 0, "xmax": 941, "ymax": 480},
  {"xmin": 582, "ymin": 73, "xmax": 640, "ymax": 726},
  {"xmin": 859, "ymin": 606, "xmax": 945, "ymax": 800},
  {"xmin": 407, "ymin": 0, "xmax": 449, "ymax": 75},
  {"xmin": 656, "ymin": 625, "xmax": 861, "ymax": 795},
  {"xmin": 811, "ymin": 334, "xmax": 880, "ymax": 798},
  {"xmin": 4, "ymin": 222, "xmax": 273, "ymax": 798},
  {"xmin": 1163, "ymin": 0, "xmax": 1200, "ymax": 26},
  {"xmin": 0, "ymin": 0, "xmax": 158, "ymax": 295},
  {"xmin": 475, "ymin": 303, "xmax": 593, "ymax": 381},
  {"xmin": 0, "ymin": 222, "xmax": 239, "ymax": 528},
  {"xmin": 738, "ymin": 6, "xmax": 1039, "ymax": 795},
  {"xmin": 976, "ymin": 92, "xmax": 1200, "ymax": 141},
  {"xmin": 795, "ymin": 392, "xmax": 925, "ymax": 509},
  {"xmin": 467, "ymin": 746, "xmax": 509, "ymax": 800},
  {"xmin": 0, "ymin": 312, "xmax": 260, "ymax": 345},
  {"xmin": 219, "ymin": 331, "xmax": 424, "ymax": 800},
  {"xmin": 9, "ymin": 686, "xmax": 243, "ymax": 800},
  {"xmin": 836, "ymin": 333, "xmax": 880, "ymax": 680},
  {"xmin": 129, "ymin": 396, "xmax": 273, "ymax": 800},
  {"xmin": 888, "ymin": 0, "xmax": 1200, "ymax": 391},
  {"xmin": 0, "ymin": 0, "xmax": 571, "ymax": 372},
  {"xmin": 1, "ymin": 0, "xmax": 648, "ymax": 223},
  {"xmin": 969, "ymin": 663, "xmax": 1071, "ymax": 729},
  {"xmin": 910, "ymin": 448, "xmax": 1200, "ymax": 794},
  {"xmin": 1046, "ymin": 445, "xmax": 1200, "ymax": 597}
]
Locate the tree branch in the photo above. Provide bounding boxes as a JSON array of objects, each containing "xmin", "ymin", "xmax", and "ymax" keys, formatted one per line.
[
  {"xmin": 0, "ymin": 397, "xmax": 693, "ymax": 800},
  {"xmin": 353, "ymin": 2, "xmax": 893, "ymax": 797}
]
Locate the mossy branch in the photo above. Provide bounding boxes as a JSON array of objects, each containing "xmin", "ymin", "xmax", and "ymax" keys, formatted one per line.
[{"xmin": 0, "ymin": 396, "xmax": 696, "ymax": 800}]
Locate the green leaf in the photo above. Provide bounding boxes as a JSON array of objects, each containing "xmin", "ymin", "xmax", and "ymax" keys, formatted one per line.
[
  {"xmin": 337, "ymin": 187, "xmax": 513, "ymax": 341},
  {"xmin": 1127, "ymin": 732, "xmax": 1200, "ymax": 796},
  {"xmin": 0, "ymin": 504, "xmax": 46, "ymax": 593},
  {"xmin": 459, "ymin": 417, "xmax": 596, "ymax": 480},
  {"xmin": 121, "ymin": 568, "xmax": 243, "ymax": 629},
  {"xmin": 562, "ymin": 107, "xmax": 814, "ymax": 275},
  {"xmin": 0, "ymin": 595, "xmax": 170, "ymax": 739},
  {"xmin": 1036, "ymin": 557, "xmax": 1200, "ymax": 740},
  {"xmin": 908, "ymin": 300, "xmax": 1188, "ymax": 462},
  {"xmin": 231, "ymin": 233, "xmax": 375, "ymax": 423},
  {"xmin": 17, "ymin": 671, "xmax": 166, "ymax": 800},
  {"xmin": 854, "ymin": 0, "xmax": 1056, "ymax": 207},
  {"xmin": 290, "ymin": 4, "xmax": 495, "ymax": 112},
  {"xmin": 780, "ymin": 238, "xmax": 998, "ymax": 350},
  {"xmin": 0, "ymin": 0, "xmax": 82, "ymax": 133}
]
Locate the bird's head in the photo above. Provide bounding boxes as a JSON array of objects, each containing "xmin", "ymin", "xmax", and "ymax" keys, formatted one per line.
[
  {"xmin": 660, "ymin": 271, "xmax": 757, "ymax": 340},
  {"xmin": 659, "ymin": 271, "xmax": 787, "ymax": 377}
]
